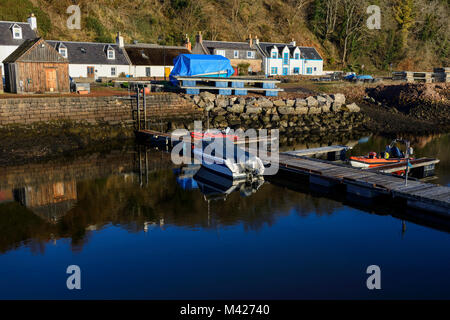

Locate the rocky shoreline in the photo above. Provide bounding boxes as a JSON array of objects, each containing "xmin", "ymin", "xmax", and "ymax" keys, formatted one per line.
[{"xmin": 182, "ymin": 92, "xmax": 368, "ymax": 134}]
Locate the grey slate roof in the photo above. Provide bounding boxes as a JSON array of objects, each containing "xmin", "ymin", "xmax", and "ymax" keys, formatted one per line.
[
  {"xmin": 47, "ymin": 40, "xmax": 130, "ymax": 65},
  {"xmin": 0, "ymin": 21, "xmax": 37, "ymax": 46},
  {"xmin": 257, "ymin": 42, "xmax": 322, "ymax": 60},
  {"xmin": 125, "ymin": 44, "xmax": 190, "ymax": 66},
  {"xmin": 201, "ymin": 40, "xmax": 254, "ymax": 54}
]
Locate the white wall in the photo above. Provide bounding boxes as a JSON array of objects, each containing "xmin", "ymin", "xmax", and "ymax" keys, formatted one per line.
[
  {"xmin": 264, "ymin": 57, "xmax": 323, "ymax": 76},
  {"xmin": 132, "ymin": 65, "xmax": 173, "ymax": 77},
  {"xmin": 68, "ymin": 64, "xmax": 131, "ymax": 78},
  {"xmin": 302, "ymin": 60, "xmax": 323, "ymax": 76},
  {"xmin": 0, "ymin": 45, "xmax": 19, "ymax": 76}
]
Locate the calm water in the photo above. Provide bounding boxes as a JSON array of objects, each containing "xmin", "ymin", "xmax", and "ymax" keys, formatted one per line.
[{"xmin": 0, "ymin": 134, "xmax": 449, "ymax": 299}]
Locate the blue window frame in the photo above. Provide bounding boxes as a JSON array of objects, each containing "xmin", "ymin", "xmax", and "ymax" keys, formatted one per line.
[
  {"xmin": 306, "ymin": 67, "xmax": 313, "ymax": 74},
  {"xmin": 295, "ymin": 53, "xmax": 300, "ymax": 59},
  {"xmin": 271, "ymin": 67, "xmax": 278, "ymax": 75},
  {"xmin": 271, "ymin": 51, "xmax": 277, "ymax": 59},
  {"xmin": 283, "ymin": 52, "xmax": 289, "ymax": 65},
  {"xmin": 283, "ymin": 67, "xmax": 288, "ymax": 75},
  {"xmin": 293, "ymin": 67, "xmax": 300, "ymax": 74}
]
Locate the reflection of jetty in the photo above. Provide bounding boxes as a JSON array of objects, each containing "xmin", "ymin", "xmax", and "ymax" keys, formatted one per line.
[{"xmin": 136, "ymin": 131, "xmax": 449, "ymax": 216}]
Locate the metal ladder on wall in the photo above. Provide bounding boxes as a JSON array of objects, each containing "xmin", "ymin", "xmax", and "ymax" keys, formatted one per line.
[{"xmin": 133, "ymin": 84, "xmax": 166, "ymax": 132}]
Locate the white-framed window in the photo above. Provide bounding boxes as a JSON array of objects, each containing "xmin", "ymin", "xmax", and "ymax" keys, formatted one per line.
[
  {"xmin": 107, "ymin": 48, "xmax": 115, "ymax": 59},
  {"xmin": 111, "ymin": 67, "xmax": 116, "ymax": 76},
  {"xmin": 234, "ymin": 50, "xmax": 239, "ymax": 58},
  {"xmin": 12, "ymin": 25, "xmax": 22, "ymax": 39},
  {"xmin": 216, "ymin": 49, "xmax": 226, "ymax": 57},
  {"xmin": 146, "ymin": 67, "xmax": 151, "ymax": 77},
  {"xmin": 59, "ymin": 48, "xmax": 67, "ymax": 58},
  {"xmin": 247, "ymin": 51, "xmax": 254, "ymax": 59}
]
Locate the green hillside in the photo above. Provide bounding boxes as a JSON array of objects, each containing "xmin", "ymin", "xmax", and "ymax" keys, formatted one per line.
[{"xmin": 1, "ymin": 0, "xmax": 448, "ymax": 72}]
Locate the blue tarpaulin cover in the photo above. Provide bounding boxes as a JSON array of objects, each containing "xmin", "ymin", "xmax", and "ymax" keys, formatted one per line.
[
  {"xmin": 170, "ymin": 54, "xmax": 235, "ymax": 84},
  {"xmin": 344, "ymin": 74, "xmax": 373, "ymax": 80}
]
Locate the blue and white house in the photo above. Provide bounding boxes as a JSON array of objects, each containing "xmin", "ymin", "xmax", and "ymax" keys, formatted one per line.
[{"xmin": 254, "ymin": 39, "xmax": 323, "ymax": 76}]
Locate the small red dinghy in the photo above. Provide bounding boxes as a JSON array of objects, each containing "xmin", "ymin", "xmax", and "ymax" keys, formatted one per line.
[{"xmin": 350, "ymin": 139, "xmax": 414, "ymax": 176}]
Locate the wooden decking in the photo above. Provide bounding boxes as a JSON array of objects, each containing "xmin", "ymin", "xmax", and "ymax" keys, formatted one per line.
[
  {"xmin": 367, "ymin": 158, "xmax": 440, "ymax": 174},
  {"xmin": 273, "ymin": 154, "xmax": 449, "ymax": 216},
  {"xmin": 175, "ymin": 76, "xmax": 283, "ymax": 96}
]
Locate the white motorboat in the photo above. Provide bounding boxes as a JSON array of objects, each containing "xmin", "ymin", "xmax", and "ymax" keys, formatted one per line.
[{"xmin": 193, "ymin": 137, "xmax": 265, "ymax": 180}]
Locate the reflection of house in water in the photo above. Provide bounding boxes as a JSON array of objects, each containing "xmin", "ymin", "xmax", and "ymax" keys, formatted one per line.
[
  {"xmin": 0, "ymin": 189, "xmax": 14, "ymax": 203},
  {"xmin": 13, "ymin": 180, "xmax": 77, "ymax": 222}
]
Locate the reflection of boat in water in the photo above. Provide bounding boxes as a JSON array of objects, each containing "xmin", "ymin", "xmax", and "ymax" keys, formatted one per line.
[
  {"xmin": 194, "ymin": 167, "xmax": 264, "ymax": 201},
  {"xmin": 193, "ymin": 137, "xmax": 265, "ymax": 180}
]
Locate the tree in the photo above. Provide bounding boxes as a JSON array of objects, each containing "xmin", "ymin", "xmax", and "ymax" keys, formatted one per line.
[
  {"xmin": 339, "ymin": 0, "xmax": 365, "ymax": 65},
  {"xmin": 393, "ymin": 0, "xmax": 415, "ymax": 48}
]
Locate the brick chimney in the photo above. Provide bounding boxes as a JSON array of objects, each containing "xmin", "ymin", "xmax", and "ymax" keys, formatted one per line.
[
  {"xmin": 184, "ymin": 34, "xmax": 192, "ymax": 51},
  {"xmin": 27, "ymin": 13, "xmax": 37, "ymax": 31},
  {"xmin": 247, "ymin": 34, "xmax": 253, "ymax": 47},
  {"xmin": 195, "ymin": 31, "xmax": 203, "ymax": 45}
]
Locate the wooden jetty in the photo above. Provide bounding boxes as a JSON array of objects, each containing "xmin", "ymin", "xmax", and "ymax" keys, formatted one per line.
[
  {"xmin": 134, "ymin": 129, "xmax": 449, "ymax": 217},
  {"xmin": 282, "ymin": 145, "xmax": 352, "ymax": 161},
  {"xmin": 135, "ymin": 129, "xmax": 278, "ymax": 148},
  {"xmin": 175, "ymin": 76, "xmax": 283, "ymax": 96},
  {"xmin": 272, "ymin": 154, "xmax": 449, "ymax": 216},
  {"xmin": 367, "ymin": 158, "xmax": 440, "ymax": 176}
]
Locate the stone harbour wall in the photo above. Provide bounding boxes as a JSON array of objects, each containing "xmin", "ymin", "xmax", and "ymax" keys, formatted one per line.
[
  {"xmin": 183, "ymin": 92, "xmax": 366, "ymax": 134},
  {"xmin": 0, "ymin": 93, "xmax": 202, "ymax": 126}
]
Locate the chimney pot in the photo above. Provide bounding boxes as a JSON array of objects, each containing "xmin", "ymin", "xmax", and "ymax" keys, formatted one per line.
[
  {"xmin": 27, "ymin": 12, "xmax": 37, "ymax": 31},
  {"xmin": 116, "ymin": 32, "xmax": 124, "ymax": 48},
  {"xmin": 196, "ymin": 31, "xmax": 203, "ymax": 44},
  {"xmin": 185, "ymin": 34, "xmax": 192, "ymax": 51}
]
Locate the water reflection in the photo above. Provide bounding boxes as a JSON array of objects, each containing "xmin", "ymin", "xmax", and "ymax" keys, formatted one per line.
[{"xmin": 0, "ymin": 134, "xmax": 448, "ymax": 255}]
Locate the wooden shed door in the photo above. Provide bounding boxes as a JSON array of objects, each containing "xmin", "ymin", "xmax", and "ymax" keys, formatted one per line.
[{"xmin": 45, "ymin": 68, "xmax": 57, "ymax": 92}]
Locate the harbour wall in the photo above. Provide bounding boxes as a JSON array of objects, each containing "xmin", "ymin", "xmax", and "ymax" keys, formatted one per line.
[
  {"xmin": 0, "ymin": 92, "xmax": 367, "ymax": 134},
  {"xmin": 0, "ymin": 93, "xmax": 202, "ymax": 126}
]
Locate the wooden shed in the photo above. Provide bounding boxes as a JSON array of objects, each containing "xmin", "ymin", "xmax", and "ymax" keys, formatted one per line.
[{"xmin": 3, "ymin": 37, "xmax": 69, "ymax": 93}]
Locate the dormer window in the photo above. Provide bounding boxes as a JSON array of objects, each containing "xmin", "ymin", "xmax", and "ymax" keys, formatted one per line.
[
  {"xmin": 271, "ymin": 50, "xmax": 277, "ymax": 59},
  {"xmin": 295, "ymin": 53, "xmax": 300, "ymax": 60},
  {"xmin": 59, "ymin": 48, "xmax": 67, "ymax": 58},
  {"xmin": 12, "ymin": 24, "xmax": 22, "ymax": 40},
  {"xmin": 58, "ymin": 43, "xmax": 68, "ymax": 58},
  {"xmin": 106, "ymin": 46, "xmax": 115, "ymax": 59}
]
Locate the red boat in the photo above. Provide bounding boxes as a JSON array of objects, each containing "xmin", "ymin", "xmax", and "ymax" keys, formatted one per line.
[
  {"xmin": 190, "ymin": 131, "xmax": 239, "ymax": 142},
  {"xmin": 350, "ymin": 139, "xmax": 414, "ymax": 175}
]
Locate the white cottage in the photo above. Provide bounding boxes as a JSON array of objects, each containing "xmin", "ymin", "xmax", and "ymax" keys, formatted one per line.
[
  {"xmin": 255, "ymin": 40, "xmax": 323, "ymax": 76},
  {"xmin": 47, "ymin": 34, "xmax": 131, "ymax": 79},
  {"xmin": 0, "ymin": 14, "xmax": 38, "ymax": 76}
]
